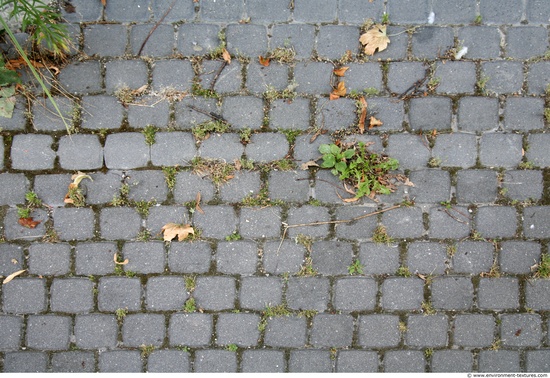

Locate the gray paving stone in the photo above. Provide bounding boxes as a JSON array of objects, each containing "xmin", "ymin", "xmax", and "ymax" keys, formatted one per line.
[
  {"xmin": 61, "ymin": 0, "xmax": 103, "ymax": 22},
  {"xmin": 458, "ymin": 96, "xmax": 499, "ymax": 132},
  {"xmin": 31, "ymin": 174, "xmax": 70, "ymax": 207},
  {"xmin": 499, "ymin": 241, "xmax": 541, "ymax": 274},
  {"xmin": 458, "ymin": 26, "xmax": 501, "ymax": 59},
  {"xmin": 431, "ymin": 350, "xmax": 473, "ymax": 372},
  {"xmin": 146, "ymin": 276, "xmax": 188, "ymax": 311},
  {"xmin": 294, "ymin": 133, "xmax": 331, "ymax": 163},
  {"xmin": 99, "ymin": 350, "xmax": 143, "ymax": 372},
  {"xmin": 146, "ymin": 206, "xmax": 188, "ymax": 237},
  {"xmin": 123, "ymin": 242, "xmax": 165, "ymax": 274},
  {"xmin": 372, "ymin": 25, "xmax": 409, "ymax": 60},
  {"xmin": 456, "ymin": 170, "xmax": 498, "ymax": 204},
  {"xmin": 53, "ymin": 207, "xmax": 95, "ymax": 241},
  {"xmin": 152, "ymin": 60, "xmax": 194, "ymax": 92},
  {"xmin": 105, "ymin": 60, "xmax": 148, "ymax": 94},
  {"xmin": 339, "ymin": 0, "xmax": 384, "ymax": 23},
  {"xmin": 193, "ymin": 205, "xmax": 238, "ymax": 238},
  {"xmin": 130, "ymin": 24, "xmax": 174, "ymax": 57},
  {"xmin": 86, "ymin": 171, "xmax": 124, "ymax": 205},
  {"xmin": 246, "ymin": 133, "xmax": 289, "ymax": 162},
  {"xmin": 216, "ymin": 241, "xmax": 257, "ymax": 275},
  {"xmin": 10, "ymin": 134, "xmax": 55, "ymax": 170},
  {"xmin": 527, "ymin": 62, "xmax": 550, "ymax": 95},
  {"xmin": 381, "ymin": 206, "xmax": 424, "ymax": 239},
  {"xmin": 334, "ymin": 206, "xmax": 378, "ymax": 240},
  {"xmin": 51, "ymin": 278, "xmax": 94, "ymax": 313},
  {"xmin": 336, "ymin": 350, "xmax": 378, "ymax": 372},
  {"xmin": 4, "ymin": 207, "xmax": 47, "ymax": 241},
  {"xmin": 387, "ymin": 0, "xmax": 428, "ymax": 23},
  {"xmin": 74, "ymin": 314, "xmax": 118, "ymax": 349},
  {"xmin": 286, "ymin": 205, "xmax": 330, "ymax": 238},
  {"xmin": 501, "ymin": 313, "xmax": 542, "ymax": 347},
  {"xmin": 289, "ymin": 350, "xmax": 332, "ymax": 373},
  {"xmin": 100, "ymin": 207, "xmax": 141, "ymax": 240},
  {"xmin": 311, "ymin": 241, "xmax": 353, "ymax": 276},
  {"xmin": 412, "ymin": 26, "xmax": 454, "ymax": 59},
  {"xmin": 200, "ymin": 0, "xmax": 243, "ymax": 22},
  {"xmin": 387, "ymin": 62, "xmax": 427, "ymax": 95},
  {"xmin": 147, "ymin": 350, "xmax": 190, "ymax": 372},
  {"xmin": 480, "ymin": 133, "xmax": 523, "ymax": 168},
  {"xmin": 478, "ymin": 350, "xmax": 520, "ymax": 372},
  {"xmin": 194, "ymin": 350, "xmax": 237, "ymax": 373},
  {"xmin": 104, "ymin": 133, "xmax": 150, "ymax": 169},
  {"xmin": 406, "ymin": 314, "xmax": 448, "ymax": 347},
  {"xmin": 51, "ymin": 351, "xmax": 95, "ymax": 372},
  {"xmin": 98, "ymin": 277, "xmax": 142, "ymax": 312},
  {"xmin": 527, "ymin": 0, "xmax": 550, "ymax": 23},
  {"xmin": 58, "ymin": 134, "xmax": 103, "ymax": 170},
  {"xmin": 453, "ymin": 314, "xmax": 495, "ymax": 347},
  {"xmin": 287, "ymin": 277, "xmax": 330, "ymax": 311},
  {"xmin": 269, "ymin": 98, "xmax": 310, "ymax": 130},
  {"xmin": 216, "ymin": 313, "xmax": 260, "ymax": 347},
  {"xmin": 2, "ymin": 278, "xmax": 46, "ymax": 314},
  {"xmin": 199, "ymin": 133, "xmax": 244, "ymax": 162},
  {"xmin": 482, "ymin": 61, "xmax": 524, "ymax": 94},
  {"xmin": 264, "ymin": 316, "xmax": 307, "ymax": 348},
  {"xmin": 344, "ymin": 62, "xmax": 383, "ymax": 93},
  {"xmin": 27, "ymin": 243, "xmax": 71, "ymax": 276},
  {"xmin": 104, "ymin": 0, "xmax": 150, "ymax": 22},
  {"xmin": 169, "ymin": 313, "xmax": 212, "ymax": 347},
  {"xmin": 0, "ymin": 244, "xmax": 24, "ymax": 278},
  {"xmin": 240, "ymin": 276, "xmax": 282, "ymax": 310},
  {"xmin": 240, "ymin": 207, "xmax": 282, "ymax": 239},
  {"xmin": 386, "ymin": 134, "xmax": 430, "ymax": 170},
  {"xmin": 127, "ymin": 170, "xmax": 169, "ymax": 202},
  {"xmin": 268, "ymin": 170, "xmax": 310, "ymax": 203},
  {"xmin": 311, "ymin": 314, "xmax": 353, "ymax": 348},
  {"xmin": 31, "ymin": 96, "xmax": 75, "ymax": 132},
  {"xmin": 409, "ymin": 97, "xmax": 452, "ymax": 131},
  {"xmin": 3, "ymin": 352, "xmax": 48, "ymax": 372},
  {"xmin": 294, "ymin": 62, "xmax": 333, "ymax": 94},
  {"xmin": 527, "ymin": 134, "xmax": 550, "ymax": 167},
  {"xmin": 506, "ymin": 26, "xmax": 549, "ymax": 59},
  {"xmin": 294, "ymin": 0, "xmax": 336, "ymax": 22},
  {"xmin": 0, "ymin": 96, "xmax": 26, "ymax": 130},
  {"xmin": 526, "ymin": 351, "xmax": 550, "ymax": 372},
  {"xmin": 168, "ymin": 241, "xmax": 212, "ymax": 274},
  {"xmin": 479, "ymin": 0, "xmax": 523, "ymax": 24},
  {"xmin": 81, "ymin": 95, "xmax": 124, "ymax": 130},
  {"xmin": 177, "ymin": 23, "xmax": 221, "ymax": 56},
  {"xmin": 384, "ymin": 350, "xmax": 425, "ymax": 372},
  {"xmin": 524, "ymin": 206, "xmax": 550, "ymax": 239},
  {"xmin": 246, "ymin": 0, "xmax": 290, "ymax": 23},
  {"xmin": 222, "ymin": 96, "xmax": 264, "ymax": 129},
  {"xmin": 194, "ymin": 276, "xmax": 236, "ymax": 311},
  {"xmin": 198, "ymin": 60, "xmax": 242, "ymax": 94},
  {"xmin": 128, "ymin": 97, "xmax": 171, "ymax": 129},
  {"xmin": 150, "ymin": 132, "xmax": 195, "ymax": 166},
  {"xmin": 504, "ymin": 97, "xmax": 545, "ymax": 131},
  {"xmin": 220, "ymin": 171, "xmax": 261, "ymax": 203},
  {"xmin": 262, "ymin": 240, "xmax": 306, "ymax": 275},
  {"xmin": 26, "ymin": 315, "xmax": 70, "ymax": 350},
  {"xmin": 0, "ymin": 315, "xmax": 22, "ymax": 351},
  {"xmin": 476, "ymin": 206, "xmax": 518, "ymax": 238},
  {"xmin": 83, "ymin": 24, "xmax": 127, "ymax": 57},
  {"xmin": 241, "ymin": 350, "xmax": 285, "ymax": 372},
  {"xmin": 122, "ymin": 313, "xmax": 165, "ymax": 347},
  {"xmin": 525, "ymin": 279, "xmax": 550, "ymax": 310},
  {"xmin": 315, "ymin": 97, "xmax": 356, "ymax": 131},
  {"xmin": 0, "ymin": 173, "xmax": 28, "ymax": 205},
  {"xmin": 432, "ymin": 276, "xmax": 474, "ymax": 310},
  {"xmin": 359, "ymin": 242, "xmax": 400, "ymax": 274},
  {"xmin": 381, "ymin": 277, "xmax": 423, "ymax": 311},
  {"xmin": 358, "ymin": 314, "xmax": 400, "ymax": 348},
  {"xmin": 406, "ymin": 241, "xmax": 447, "ymax": 275},
  {"xmin": 432, "ymin": 133, "xmax": 477, "ymax": 168},
  {"xmin": 333, "ymin": 277, "xmax": 377, "ymax": 312},
  {"xmin": 173, "ymin": 171, "xmax": 216, "ymax": 204},
  {"xmin": 432, "ymin": 0, "xmax": 476, "ymax": 24},
  {"xmin": 435, "ymin": 61, "xmax": 477, "ymax": 94},
  {"xmin": 75, "ymin": 242, "xmax": 117, "ymax": 276},
  {"xmin": 317, "ymin": 25, "xmax": 359, "ymax": 60},
  {"xmin": 478, "ymin": 277, "xmax": 519, "ymax": 310},
  {"xmin": 246, "ymin": 61, "xmax": 288, "ymax": 94},
  {"xmin": 226, "ymin": 24, "xmax": 268, "ymax": 57},
  {"xmin": 409, "ymin": 170, "xmax": 451, "ymax": 203},
  {"xmin": 59, "ymin": 61, "xmax": 102, "ymax": 95},
  {"xmin": 453, "ymin": 241, "xmax": 494, "ymax": 274},
  {"xmin": 270, "ymin": 24, "xmax": 316, "ymax": 60}
]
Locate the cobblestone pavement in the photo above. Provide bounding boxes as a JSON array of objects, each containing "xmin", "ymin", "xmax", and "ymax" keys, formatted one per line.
[{"xmin": 0, "ymin": 0, "xmax": 549, "ymax": 373}]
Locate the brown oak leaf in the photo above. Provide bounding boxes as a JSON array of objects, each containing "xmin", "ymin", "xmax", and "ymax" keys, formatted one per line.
[{"xmin": 18, "ymin": 217, "xmax": 41, "ymax": 229}]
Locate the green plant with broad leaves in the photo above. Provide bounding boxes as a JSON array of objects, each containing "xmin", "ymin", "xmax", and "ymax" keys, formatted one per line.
[{"xmin": 319, "ymin": 142, "xmax": 399, "ymax": 199}]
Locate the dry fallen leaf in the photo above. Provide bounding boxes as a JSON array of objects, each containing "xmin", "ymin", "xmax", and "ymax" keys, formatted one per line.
[
  {"xmin": 300, "ymin": 160, "xmax": 319, "ymax": 170},
  {"xmin": 330, "ymin": 81, "xmax": 346, "ymax": 100},
  {"xmin": 3, "ymin": 269, "xmax": 26, "ymax": 284},
  {"xmin": 333, "ymin": 67, "xmax": 349, "ymax": 77},
  {"xmin": 65, "ymin": 172, "xmax": 92, "ymax": 204},
  {"xmin": 11, "ymin": 258, "xmax": 18, "ymax": 264},
  {"xmin": 222, "ymin": 48, "xmax": 231, "ymax": 64},
  {"xmin": 368, "ymin": 116, "xmax": 383, "ymax": 129},
  {"xmin": 18, "ymin": 217, "xmax": 41, "ymax": 229},
  {"xmin": 113, "ymin": 253, "xmax": 128, "ymax": 265},
  {"xmin": 358, "ymin": 97, "xmax": 367, "ymax": 134},
  {"xmin": 101, "ymin": 0, "xmax": 106, "ymax": 5},
  {"xmin": 195, "ymin": 192, "xmax": 204, "ymax": 214},
  {"xmin": 259, "ymin": 55, "xmax": 270, "ymax": 67},
  {"xmin": 161, "ymin": 223, "xmax": 195, "ymax": 242},
  {"xmin": 360, "ymin": 24, "xmax": 390, "ymax": 55}
]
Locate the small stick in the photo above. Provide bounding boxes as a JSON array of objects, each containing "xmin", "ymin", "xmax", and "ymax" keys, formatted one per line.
[
  {"xmin": 137, "ymin": 0, "xmax": 176, "ymax": 56},
  {"xmin": 186, "ymin": 105, "xmax": 227, "ymax": 122},
  {"xmin": 209, "ymin": 61, "xmax": 227, "ymax": 90}
]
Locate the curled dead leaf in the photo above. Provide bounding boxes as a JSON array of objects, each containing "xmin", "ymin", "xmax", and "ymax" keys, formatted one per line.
[
  {"xmin": 300, "ymin": 160, "xmax": 319, "ymax": 170},
  {"xmin": 359, "ymin": 24, "xmax": 390, "ymax": 55},
  {"xmin": 18, "ymin": 217, "xmax": 41, "ymax": 229},
  {"xmin": 195, "ymin": 192, "xmax": 204, "ymax": 214},
  {"xmin": 358, "ymin": 97, "xmax": 367, "ymax": 134},
  {"xmin": 259, "ymin": 55, "xmax": 270, "ymax": 67},
  {"xmin": 333, "ymin": 67, "xmax": 349, "ymax": 77},
  {"xmin": 330, "ymin": 81, "xmax": 346, "ymax": 100},
  {"xmin": 368, "ymin": 116, "xmax": 383, "ymax": 129},
  {"xmin": 113, "ymin": 253, "xmax": 129, "ymax": 265},
  {"xmin": 222, "ymin": 48, "xmax": 231, "ymax": 64},
  {"xmin": 161, "ymin": 223, "xmax": 195, "ymax": 242},
  {"xmin": 3, "ymin": 269, "xmax": 26, "ymax": 284}
]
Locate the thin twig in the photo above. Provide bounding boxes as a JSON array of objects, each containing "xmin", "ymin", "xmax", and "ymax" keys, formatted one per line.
[
  {"xmin": 209, "ymin": 61, "xmax": 227, "ymax": 90},
  {"xmin": 186, "ymin": 105, "xmax": 227, "ymax": 122},
  {"xmin": 137, "ymin": 0, "xmax": 176, "ymax": 56}
]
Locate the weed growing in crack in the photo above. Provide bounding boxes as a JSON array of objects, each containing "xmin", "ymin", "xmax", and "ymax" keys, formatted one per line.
[
  {"xmin": 372, "ymin": 225, "xmax": 393, "ymax": 245},
  {"xmin": 348, "ymin": 260, "xmax": 364, "ymax": 275}
]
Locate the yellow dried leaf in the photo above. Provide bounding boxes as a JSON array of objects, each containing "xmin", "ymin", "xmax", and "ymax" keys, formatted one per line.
[
  {"xmin": 330, "ymin": 81, "xmax": 346, "ymax": 99},
  {"xmin": 358, "ymin": 97, "xmax": 367, "ymax": 134},
  {"xmin": 300, "ymin": 160, "xmax": 319, "ymax": 170},
  {"xmin": 3, "ymin": 269, "xmax": 26, "ymax": 284},
  {"xmin": 113, "ymin": 253, "xmax": 128, "ymax": 265},
  {"xmin": 161, "ymin": 223, "xmax": 195, "ymax": 242},
  {"xmin": 368, "ymin": 116, "xmax": 383, "ymax": 129},
  {"xmin": 195, "ymin": 192, "xmax": 204, "ymax": 214},
  {"xmin": 333, "ymin": 67, "xmax": 349, "ymax": 77},
  {"xmin": 71, "ymin": 171, "xmax": 92, "ymax": 187},
  {"xmin": 222, "ymin": 48, "xmax": 231, "ymax": 64},
  {"xmin": 359, "ymin": 24, "xmax": 390, "ymax": 55}
]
